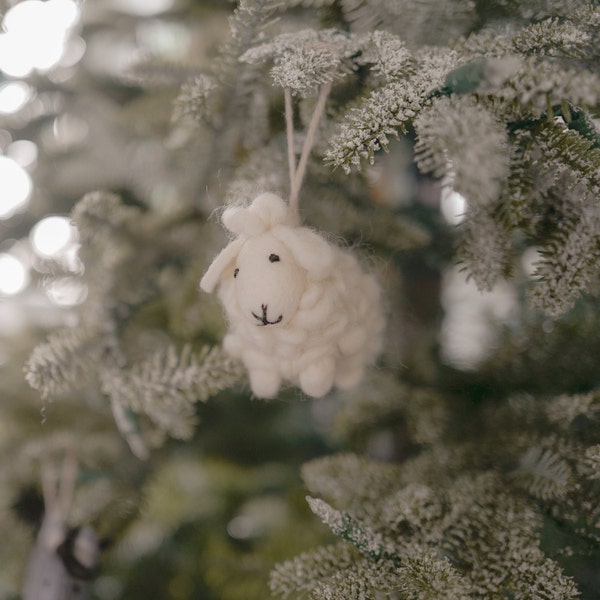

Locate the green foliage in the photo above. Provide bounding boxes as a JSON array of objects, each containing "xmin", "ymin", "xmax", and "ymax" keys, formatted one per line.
[
  {"xmin": 277, "ymin": 381, "xmax": 600, "ymax": 598},
  {"xmin": 325, "ymin": 49, "xmax": 458, "ymax": 171},
  {"xmin": 513, "ymin": 12, "xmax": 599, "ymax": 59},
  {"xmin": 414, "ymin": 95, "xmax": 509, "ymax": 206},
  {"xmin": 312, "ymin": 5, "xmax": 600, "ymax": 313},
  {"xmin": 513, "ymin": 446, "xmax": 573, "ymax": 501},
  {"xmin": 580, "ymin": 445, "xmax": 600, "ymax": 480},
  {"xmin": 456, "ymin": 206, "xmax": 514, "ymax": 291},
  {"xmin": 241, "ymin": 29, "xmax": 360, "ymax": 96},
  {"xmin": 278, "ymin": 446, "xmax": 587, "ymax": 598},
  {"xmin": 25, "ymin": 326, "xmax": 105, "ymax": 399},
  {"xmin": 173, "ymin": 74, "xmax": 220, "ymax": 129},
  {"xmin": 306, "ymin": 496, "xmax": 388, "ymax": 561},
  {"xmin": 9, "ymin": 0, "xmax": 600, "ymax": 598},
  {"xmin": 25, "ymin": 189, "xmax": 243, "ymax": 452},
  {"xmin": 100, "ymin": 344, "xmax": 243, "ymax": 440}
]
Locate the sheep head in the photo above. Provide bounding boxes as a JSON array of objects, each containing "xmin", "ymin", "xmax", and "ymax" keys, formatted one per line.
[
  {"xmin": 234, "ymin": 232, "xmax": 307, "ymax": 326},
  {"xmin": 200, "ymin": 193, "xmax": 335, "ymax": 328}
]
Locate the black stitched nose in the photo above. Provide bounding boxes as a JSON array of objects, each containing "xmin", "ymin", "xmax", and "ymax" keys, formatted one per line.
[{"xmin": 252, "ymin": 304, "xmax": 283, "ymax": 326}]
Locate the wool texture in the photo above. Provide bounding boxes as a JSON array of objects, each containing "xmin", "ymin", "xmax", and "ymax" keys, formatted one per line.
[{"xmin": 200, "ymin": 193, "xmax": 385, "ymax": 398}]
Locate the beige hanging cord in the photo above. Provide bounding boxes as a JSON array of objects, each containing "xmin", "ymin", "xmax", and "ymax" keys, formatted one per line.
[{"xmin": 285, "ymin": 80, "xmax": 333, "ymax": 222}]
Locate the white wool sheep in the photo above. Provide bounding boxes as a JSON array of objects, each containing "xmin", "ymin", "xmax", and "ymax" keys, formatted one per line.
[{"xmin": 200, "ymin": 193, "xmax": 384, "ymax": 399}]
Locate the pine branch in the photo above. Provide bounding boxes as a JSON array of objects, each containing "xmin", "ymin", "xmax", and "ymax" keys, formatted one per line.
[
  {"xmin": 71, "ymin": 191, "xmax": 145, "ymax": 245},
  {"xmin": 270, "ymin": 543, "xmax": 361, "ymax": 599},
  {"xmin": 456, "ymin": 206, "xmax": 514, "ymax": 292},
  {"xmin": 306, "ymin": 496, "xmax": 390, "ymax": 562},
  {"xmin": 534, "ymin": 120, "xmax": 600, "ymax": 193},
  {"xmin": 497, "ymin": 129, "xmax": 537, "ymax": 231},
  {"xmin": 24, "ymin": 327, "xmax": 107, "ymax": 399},
  {"xmin": 545, "ymin": 391, "xmax": 600, "ymax": 431},
  {"xmin": 511, "ymin": 5, "xmax": 600, "ymax": 61},
  {"xmin": 353, "ymin": 30, "xmax": 412, "ymax": 82},
  {"xmin": 381, "ymin": 483, "xmax": 446, "ymax": 540},
  {"xmin": 172, "ymin": 74, "xmax": 220, "ymax": 129},
  {"xmin": 439, "ymin": 473, "xmax": 580, "ymax": 598},
  {"xmin": 452, "ymin": 28, "xmax": 513, "ymax": 58},
  {"xmin": 580, "ymin": 445, "xmax": 600, "ymax": 480},
  {"xmin": 302, "ymin": 454, "xmax": 404, "ymax": 517},
  {"xmin": 413, "ymin": 95, "xmax": 509, "ymax": 206},
  {"xmin": 478, "ymin": 57, "xmax": 600, "ymax": 119},
  {"xmin": 513, "ymin": 17, "xmax": 594, "ymax": 59},
  {"xmin": 311, "ymin": 549, "xmax": 471, "ymax": 600},
  {"xmin": 241, "ymin": 29, "xmax": 360, "ymax": 96},
  {"xmin": 480, "ymin": 118, "xmax": 600, "ymax": 313},
  {"xmin": 215, "ymin": 0, "xmax": 281, "ymax": 89},
  {"xmin": 341, "ymin": 0, "xmax": 477, "ymax": 46},
  {"xmin": 172, "ymin": 0, "xmax": 281, "ymax": 208},
  {"xmin": 391, "ymin": 548, "xmax": 472, "ymax": 600},
  {"xmin": 512, "ymin": 446, "xmax": 573, "ymax": 501},
  {"xmin": 300, "ymin": 498, "xmax": 474, "ymax": 600},
  {"xmin": 293, "ymin": 447, "xmax": 583, "ymax": 597},
  {"xmin": 511, "ymin": 0, "xmax": 592, "ymax": 20},
  {"xmin": 325, "ymin": 49, "xmax": 459, "ymax": 171},
  {"xmin": 528, "ymin": 202, "xmax": 600, "ymax": 316},
  {"xmin": 506, "ymin": 548, "xmax": 581, "ymax": 599},
  {"xmin": 100, "ymin": 345, "xmax": 243, "ymax": 440}
]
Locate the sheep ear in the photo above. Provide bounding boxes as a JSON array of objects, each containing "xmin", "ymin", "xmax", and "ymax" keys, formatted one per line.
[
  {"xmin": 222, "ymin": 205, "xmax": 263, "ymax": 236},
  {"xmin": 272, "ymin": 225, "xmax": 335, "ymax": 280},
  {"xmin": 200, "ymin": 238, "xmax": 244, "ymax": 293}
]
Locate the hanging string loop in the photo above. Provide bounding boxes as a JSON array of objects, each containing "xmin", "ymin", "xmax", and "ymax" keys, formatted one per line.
[{"xmin": 284, "ymin": 80, "xmax": 333, "ymax": 223}]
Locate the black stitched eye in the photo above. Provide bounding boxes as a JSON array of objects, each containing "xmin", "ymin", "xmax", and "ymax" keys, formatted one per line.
[
  {"xmin": 269, "ymin": 254, "xmax": 280, "ymax": 263},
  {"xmin": 234, "ymin": 268, "xmax": 239, "ymax": 278}
]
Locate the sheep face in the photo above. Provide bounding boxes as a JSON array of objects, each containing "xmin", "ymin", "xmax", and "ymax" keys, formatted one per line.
[{"xmin": 233, "ymin": 233, "xmax": 306, "ymax": 327}]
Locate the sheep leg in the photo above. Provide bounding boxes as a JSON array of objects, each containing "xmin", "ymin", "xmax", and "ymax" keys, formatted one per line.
[
  {"xmin": 299, "ymin": 356, "xmax": 335, "ymax": 398},
  {"xmin": 225, "ymin": 334, "xmax": 283, "ymax": 398},
  {"xmin": 248, "ymin": 367, "xmax": 282, "ymax": 399},
  {"xmin": 242, "ymin": 350, "xmax": 282, "ymax": 399}
]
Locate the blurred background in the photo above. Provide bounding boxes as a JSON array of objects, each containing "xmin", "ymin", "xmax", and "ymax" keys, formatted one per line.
[
  {"xmin": 0, "ymin": 1, "xmax": 580, "ymax": 599},
  {"xmin": 0, "ymin": 0, "xmax": 517, "ymax": 374}
]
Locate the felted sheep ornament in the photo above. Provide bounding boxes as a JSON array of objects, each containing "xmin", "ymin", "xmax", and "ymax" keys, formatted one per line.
[{"xmin": 200, "ymin": 192, "xmax": 384, "ymax": 399}]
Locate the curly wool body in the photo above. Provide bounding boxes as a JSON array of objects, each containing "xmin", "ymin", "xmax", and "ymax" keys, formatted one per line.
[{"xmin": 200, "ymin": 193, "xmax": 384, "ymax": 399}]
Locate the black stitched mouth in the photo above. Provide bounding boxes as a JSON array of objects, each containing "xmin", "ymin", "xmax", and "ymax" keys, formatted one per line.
[{"xmin": 252, "ymin": 304, "xmax": 283, "ymax": 326}]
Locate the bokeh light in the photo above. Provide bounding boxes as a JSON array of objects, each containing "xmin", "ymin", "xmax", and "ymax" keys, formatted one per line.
[
  {"xmin": 0, "ymin": 253, "xmax": 29, "ymax": 295},
  {"xmin": 52, "ymin": 113, "xmax": 89, "ymax": 149},
  {"xmin": 7, "ymin": 140, "xmax": 38, "ymax": 168},
  {"xmin": 46, "ymin": 276, "xmax": 87, "ymax": 306},
  {"xmin": 0, "ymin": 81, "xmax": 33, "ymax": 114},
  {"xmin": 59, "ymin": 36, "xmax": 86, "ymax": 69},
  {"xmin": 521, "ymin": 246, "xmax": 542, "ymax": 278},
  {"xmin": 440, "ymin": 187, "xmax": 466, "ymax": 225},
  {"xmin": 440, "ymin": 266, "xmax": 517, "ymax": 369},
  {"xmin": 30, "ymin": 216, "xmax": 77, "ymax": 258},
  {"xmin": 0, "ymin": 156, "xmax": 33, "ymax": 219},
  {"xmin": 0, "ymin": 0, "xmax": 80, "ymax": 77}
]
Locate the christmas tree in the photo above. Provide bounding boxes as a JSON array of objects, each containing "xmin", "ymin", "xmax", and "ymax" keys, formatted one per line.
[{"xmin": 0, "ymin": 0, "xmax": 598, "ymax": 598}]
